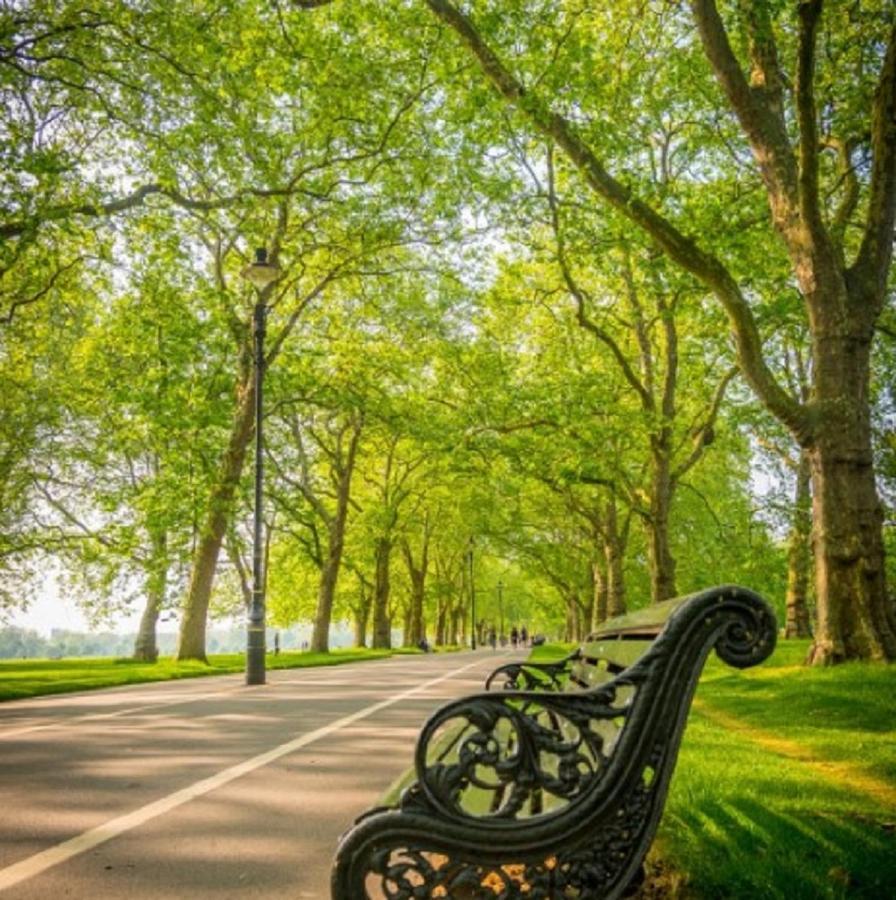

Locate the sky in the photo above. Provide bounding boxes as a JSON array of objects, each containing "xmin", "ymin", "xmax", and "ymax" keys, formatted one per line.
[{"xmin": 8, "ymin": 572, "xmax": 143, "ymax": 636}]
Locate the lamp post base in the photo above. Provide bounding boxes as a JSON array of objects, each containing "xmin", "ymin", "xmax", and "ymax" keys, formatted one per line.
[{"xmin": 246, "ymin": 625, "xmax": 266, "ymax": 685}]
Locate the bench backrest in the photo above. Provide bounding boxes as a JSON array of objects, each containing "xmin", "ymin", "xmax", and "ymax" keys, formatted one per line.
[{"xmin": 569, "ymin": 594, "xmax": 690, "ymax": 686}]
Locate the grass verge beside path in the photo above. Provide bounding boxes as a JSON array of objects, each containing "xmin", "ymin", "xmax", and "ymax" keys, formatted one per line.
[
  {"xmin": 528, "ymin": 638, "xmax": 896, "ymax": 898},
  {"xmin": 0, "ymin": 646, "xmax": 434, "ymax": 703}
]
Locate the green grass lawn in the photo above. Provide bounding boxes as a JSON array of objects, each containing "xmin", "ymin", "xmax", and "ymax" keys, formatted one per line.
[
  {"xmin": 527, "ymin": 641, "xmax": 577, "ymax": 662},
  {"xmin": 528, "ymin": 639, "xmax": 896, "ymax": 898},
  {"xmin": 0, "ymin": 646, "xmax": 416, "ymax": 702}
]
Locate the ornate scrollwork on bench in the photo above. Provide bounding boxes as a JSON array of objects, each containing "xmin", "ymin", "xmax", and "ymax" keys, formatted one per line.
[
  {"xmin": 411, "ymin": 679, "xmax": 638, "ymax": 821},
  {"xmin": 332, "ymin": 585, "xmax": 776, "ymax": 900},
  {"xmin": 484, "ymin": 655, "xmax": 578, "ymax": 692},
  {"xmin": 360, "ymin": 770, "xmax": 654, "ymax": 900}
]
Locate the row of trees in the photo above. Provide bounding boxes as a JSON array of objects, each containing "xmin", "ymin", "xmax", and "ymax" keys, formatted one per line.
[{"xmin": 1, "ymin": 0, "xmax": 894, "ymax": 663}]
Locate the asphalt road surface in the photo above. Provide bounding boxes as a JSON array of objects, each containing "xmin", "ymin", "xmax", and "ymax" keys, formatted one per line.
[{"xmin": 0, "ymin": 649, "xmax": 515, "ymax": 899}]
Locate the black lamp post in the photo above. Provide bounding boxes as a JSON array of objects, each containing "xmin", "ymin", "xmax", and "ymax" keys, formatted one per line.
[
  {"xmin": 497, "ymin": 579, "xmax": 504, "ymax": 641},
  {"xmin": 241, "ymin": 247, "xmax": 280, "ymax": 686},
  {"xmin": 468, "ymin": 536, "xmax": 476, "ymax": 650}
]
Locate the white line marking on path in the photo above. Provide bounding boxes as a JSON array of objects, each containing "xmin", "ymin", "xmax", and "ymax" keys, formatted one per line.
[{"xmin": 0, "ymin": 657, "xmax": 485, "ymax": 893}]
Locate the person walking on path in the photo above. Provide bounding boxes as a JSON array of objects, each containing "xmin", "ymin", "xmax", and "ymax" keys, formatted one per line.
[
  {"xmin": 488, "ymin": 626, "xmax": 496, "ymax": 650},
  {"xmin": 510, "ymin": 626, "xmax": 519, "ymax": 649},
  {"xmin": 520, "ymin": 626, "xmax": 528, "ymax": 647}
]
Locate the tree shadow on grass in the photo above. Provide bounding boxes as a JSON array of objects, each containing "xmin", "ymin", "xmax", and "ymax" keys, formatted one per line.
[{"xmin": 661, "ymin": 793, "xmax": 896, "ymax": 898}]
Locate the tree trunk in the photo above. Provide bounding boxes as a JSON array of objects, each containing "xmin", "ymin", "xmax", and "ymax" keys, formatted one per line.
[
  {"xmin": 372, "ymin": 537, "xmax": 392, "ymax": 649},
  {"xmin": 806, "ymin": 330, "xmax": 896, "ymax": 663},
  {"xmin": 311, "ymin": 534, "xmax": 342, "ymax": 653},
  {"xmin": 133, "ymin": 529, "xmax": 168, "ymax": 662},
  {"xmin": 407, "ymin": 570, "xmax": 425, "ymax": 645},
  {"xmin": 450, "ymin": 595, "xmax": 463, "ymax": 645},
  {"xmin": 591, "ymin": 560, "xmax": 607, "ymax": 631},
  {"xmin": 310, "ymin": 436, "xmax": 359, "ymax": 653},
  {"xmin": 177, "ymin": 373, "xmax": 254, "ymax": 661},
  {"xmin": 353, "ymin": 602, "xmax": 369, "ymax": 648},
  {"xmin": 605, "ymin": 496, "xmax": 627, "ymax": 618},
  {"xmin": 564, "ymin": 594, "xmax": 585, "ymax": 642},
  {"xmin": 352, "ymin": 576, "xmax": 372, "ymax": 648},
  {"xmin": 647, "ymin": 447, "xmax": 678, "ymax": 602},
  {"xmin": 402, "ymin": 536, "xmax": 428, "ymax": 647},
  {"xmin": 422, "ymin": 0, "xmax": 896, "ymax": 663},
  {"xmin": 435, "ymin": 596, "xmax": 447, "ymax": 645},
  {"xmin": 785, "ymin": 451, "xmax": 813, "ymax": 639}
]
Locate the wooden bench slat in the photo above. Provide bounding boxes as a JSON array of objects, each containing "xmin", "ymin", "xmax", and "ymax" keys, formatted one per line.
[
  {"xmin": 588, "ymin": 593, "xmax": 691, "ymax": 640},
  {"xmin": 579, "ymin": 638, "xmax": 656, "ymax": 670}
]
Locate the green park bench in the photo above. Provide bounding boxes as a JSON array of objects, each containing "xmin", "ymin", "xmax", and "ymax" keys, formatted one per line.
[{"xmin": 331, "ymin": 584, "xmax": 777, "ymax": 899}]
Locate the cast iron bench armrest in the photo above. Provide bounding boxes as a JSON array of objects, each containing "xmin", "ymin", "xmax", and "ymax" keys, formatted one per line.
[
  {"xmin": 332, "ymin": 585, "xmax": 776, "ymax": 899},
  {"xmin": 484, "ymin": 652, "xmax": 580, "ymax": 692}
]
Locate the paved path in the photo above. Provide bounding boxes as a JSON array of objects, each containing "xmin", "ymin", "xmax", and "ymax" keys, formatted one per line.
[{"xmin": 0, "ymin": 650, "xmax": 515, "ymax": 899}]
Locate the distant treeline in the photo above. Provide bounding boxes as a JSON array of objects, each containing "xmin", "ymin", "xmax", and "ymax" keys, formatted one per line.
[{"xmin": 0, "ymin": 624, "xmax": 357, "ymax": 660}]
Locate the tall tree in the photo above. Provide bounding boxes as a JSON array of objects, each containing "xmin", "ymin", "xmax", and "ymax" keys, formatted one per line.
[
  {"xmin": 416, "ymin": 0, "xmax": 896, "ymax": 663},
  {"xmin": 268, "ymin": 405, "xmax": 363, "ymax": 653}
]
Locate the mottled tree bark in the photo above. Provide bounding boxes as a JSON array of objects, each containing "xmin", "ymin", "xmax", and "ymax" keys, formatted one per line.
[
  {"xmin": 177, "ymin": 373, "xmax": 254, "ymax": 661},
  {"xmin": 310, "ymin": 424, "xmax": 361, "ymax": 653},
  {"xmin": 785, "ymin": 452, "xmax": 813, "ymax": 639},
  {"xmin": 404, "ymin": 570, "xmax": 425, "ymax": 646},
  {"xmin": 648, "ymin": 446, "xmax": 677, "ymax": 603},
  {"xmin": 351, "ymin": 573, "xmax": 372, "ymax": 648},
  {"xmin": 133, "ymin": 529, "xmax": 168, "ymax": 662},
  {"xmin": 604, "ymin": 496, "xmax": 627, "ymax": 618},
  {"xmin": 451, "ymin": 593, "xmax": 465, "ymax": 645},
  {"xmin": 310, "ymin": 534, "xmax": 343, "ymax": 653},
  {"xmin": 402, "ymin": 522, "xmax": 430, "ymax": 647},
  {"xmin": 805, "ymin": 329, "xmax": 896, "ymax": 662},
  {"xmin": 591, "ymin": 560, "xmax": 608, "ymax": 630},
  {"xmin": 372, "ymin": 536, "xmax": 392, "ymax": 649},
  {"xmin": 564, "ymin": 596, "xmax": 581, "ymax": 642},
  {"xmin": 435, "ymin": 599, "xmax": 447, "ymax": 645},
  {"xmin": 353, "ymin": 601, "xmax": 370, "ymax": 648}
]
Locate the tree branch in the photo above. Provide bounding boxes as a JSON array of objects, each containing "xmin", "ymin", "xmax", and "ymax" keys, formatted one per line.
[
  {"xmin": 1, "ymin": 256, "xmax": 84, "ymax": 325},
  {"xmin": 690, "ymin": 0, "xmax": 800, "ymax": 242},
  {"xmin": 619, "ymin": 248, "xmax": 657, "ymax": 406},
  {"xmin": 795, "ymin": 0, "xmax": 825, "ymax": 238},
  {"xmin": 426, "ymin": 0, "xmax": 809, "ymax": 441},
  {"xmin": 824, "ymin": 136, "xmax": 861, "ymax": 249},
  {"xmin": 673, "ymin": 366, "xmax": 738, "ymax": 481},
  {"xmin": 849, "ymin": 21, "xmax": 896, "ymax": 310},
  {"xmin": 545, "ymin": 148, "xmax": 652, "ymax": 409}
]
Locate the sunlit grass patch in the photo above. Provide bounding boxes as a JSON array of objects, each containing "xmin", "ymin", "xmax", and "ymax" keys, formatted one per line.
[
  {"xmin": 660, "ymin": 710, "xmax": 896, "ymax": 898},
  {"xmin": 659, "ymin": 640, "xmax": 896, "ymax": 897},
  {"xmin": 0, "ymin": 647, "xmax": 398, "ymax": 701},
  {"xmin": 527, "ymin": 636, "xmax": 896, "ymax": 896}
]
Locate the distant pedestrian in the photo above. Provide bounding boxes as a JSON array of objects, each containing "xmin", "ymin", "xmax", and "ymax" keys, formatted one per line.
[
  {"xmin": 510, "ymin": 626, "xmax": 519, "ymax": 649},
  {"xmin": 488, "ymin": 626, "xmax": 496, "ymax": 650},
  {"xmin": 520, "ymin": 626, "xmax": 528, "ymax": 647}
]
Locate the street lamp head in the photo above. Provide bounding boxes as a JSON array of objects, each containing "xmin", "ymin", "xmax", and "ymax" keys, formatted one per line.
[{"xmin": 241, "ymin": 247, "xmax": 281, "ymax": 290}]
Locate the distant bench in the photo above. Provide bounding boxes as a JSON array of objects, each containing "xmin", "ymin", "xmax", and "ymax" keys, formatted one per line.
[{"xmin": 332, "ymin": 584, "xmax": 776, "ymax": 899}]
